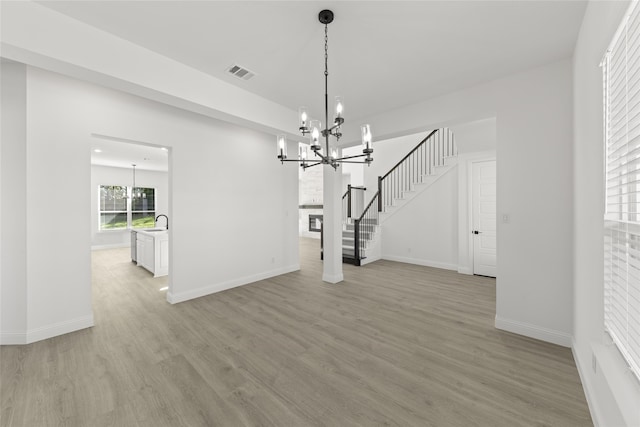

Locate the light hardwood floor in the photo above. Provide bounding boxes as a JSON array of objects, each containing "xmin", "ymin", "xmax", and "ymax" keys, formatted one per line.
[{"xmin": 1, "ymin": 238, "xmax": 592, "ymax": 426}]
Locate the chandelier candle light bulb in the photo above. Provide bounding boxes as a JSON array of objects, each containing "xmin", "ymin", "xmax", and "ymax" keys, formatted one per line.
[
  {"xmin": 362, "ymin": 124, "xmax": 372, "ymax": 152},
  {"xmin": 334, "ymin": 96, "xmax": 344, "ymax": 122},
  {"xmin": 310, "ymin": 120, "xmax": 321, "ymax": 151},
  {"xmin": 299, "ymin": 145, "xmax": 308, "ymax": 168},
  {"xmin": 277, "ymin": 135, "xmax": 287, "ymax": 161},
  {"xmin": 299, "ymin": 107, "xmax": 309, "ymax": 132}
]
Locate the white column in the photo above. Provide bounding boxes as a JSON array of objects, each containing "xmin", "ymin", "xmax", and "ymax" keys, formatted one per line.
[{"xmin": 322, "ymin": 161, "xmax": 344, "ymax": 283}]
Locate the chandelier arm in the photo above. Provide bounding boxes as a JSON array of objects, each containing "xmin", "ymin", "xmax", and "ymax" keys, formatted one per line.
[
  {"xmin": 303, "ymin": 161, "xmax": 323, "ymax": 169},
  {"xmin": 327, "ymin": 122, "xmax": 343, "ymax": 133},
  {"xmin": 336, "ymin": 153, "xmax": 370, "ymax": 161},
  {"xmin": 335, "ymin": 160, "xmax": 372, "ymax": 164}
]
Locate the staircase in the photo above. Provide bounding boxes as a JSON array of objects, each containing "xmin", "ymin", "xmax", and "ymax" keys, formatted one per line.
[{"xmin": 342, "ymin": 128, "xmax": 457, "ymax": 266}]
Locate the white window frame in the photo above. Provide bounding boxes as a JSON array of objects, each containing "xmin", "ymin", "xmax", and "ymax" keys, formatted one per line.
[
  {"xmin": 98, "ymin": 185, "xmax": 156, "ymax": 231},
  {"xmin": 603, "ymin": 0, "xmax": 640, "ymax": 383}
]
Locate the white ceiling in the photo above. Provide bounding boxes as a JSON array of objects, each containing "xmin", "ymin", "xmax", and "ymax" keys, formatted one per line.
[
  {"xmin": 39, "ymin": 1, "xmax": 586, "ymax": 169},
  {"xmin": 37, "ymin": 0, "xmax": 587, "ymax": 124}
]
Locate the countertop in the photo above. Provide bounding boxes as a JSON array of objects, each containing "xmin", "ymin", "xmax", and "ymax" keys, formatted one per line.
[{"xmin": 135, "ymin": 228, "xmax": 168, "ymax": 237}]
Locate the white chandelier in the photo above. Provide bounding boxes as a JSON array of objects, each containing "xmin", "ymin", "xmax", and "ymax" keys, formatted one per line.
[{"xmin": 277, "ymin": 9, "xmax": 373, "ymax": 170}]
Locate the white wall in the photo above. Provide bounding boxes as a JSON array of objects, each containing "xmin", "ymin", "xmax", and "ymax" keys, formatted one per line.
[
  {"xmin": 450, "ymin": 118, "xmax": 497, "ymax": 153},
  {"xmin": 341, "ymin": 145, "xmax": 365, "ymax": 188},
  {"xmin": 381, "ymin": 167, "xmax": 458, "ymax": 270},
  {"xmin": 0, "ymin": 64, "xmax": 299, "ymax": 343},
  {"xmin": 91, "ymin": 165, "xmax": 169, "ymax": 249},
  {"xmin": 25, "ymin": 66, "xmax": 95, "ymax": 343},
  {"xmin": 1, "ymin": 61, "xmax": 28, "ymax": 343},
  {"xmin": 493, "ymin": 60, "xmax": 574, "ymax": 347},
  {"xmin": 358, "ymin": 59, "xmax": 573, "ymax": 346},
  {"xmin": 573, "ymin": 1, "xmax": 640, "ymax": 426}
]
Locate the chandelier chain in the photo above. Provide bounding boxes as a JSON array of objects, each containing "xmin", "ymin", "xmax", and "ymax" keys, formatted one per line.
[{"xmin": 324, "ymin": 24, "xmax": 329, "ymax": 77}]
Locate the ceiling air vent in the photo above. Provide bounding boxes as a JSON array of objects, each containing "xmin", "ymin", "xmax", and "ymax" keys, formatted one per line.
[{"xmin": 227, "ymin": 64, "xmax": 256, "ymax": 81}]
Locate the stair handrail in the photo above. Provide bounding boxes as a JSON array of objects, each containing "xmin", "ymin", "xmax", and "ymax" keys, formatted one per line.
[
  {"xmin": 353, "ymin": 191, "xmax": 380, "ymax": 263},
  {"xmin": 380, "ymin": 129, "xmax": 438, "ymax": 180},
  {"xmin": 342, "ymin": 184, "xmax": 367, "ymax": 220},
  {"xmin": 378, "ymin": 129, "xmax": 448, "ymax": 212},
  {"xmin": 356, "ymin": 191, "xmax": 380, "ymax": 223}
]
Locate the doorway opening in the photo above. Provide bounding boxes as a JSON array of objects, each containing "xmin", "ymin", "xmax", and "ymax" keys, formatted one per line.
[{"xmin": 90, "ymin": 134, "xmax": 171, "ymax": 302}]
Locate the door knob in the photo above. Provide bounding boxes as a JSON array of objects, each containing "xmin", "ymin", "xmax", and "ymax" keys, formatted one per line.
[{"xmin": 472, "ymin": 230, "xmax": 482, "ymax": 234}]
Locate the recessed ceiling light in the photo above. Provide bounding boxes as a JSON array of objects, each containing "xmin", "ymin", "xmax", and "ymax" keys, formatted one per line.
[
  {"xmin": 160, "ymin": 147, "xmax": 168, "ymax": 151},
  {"xmin": 94, "ymin": 149, "xmax": 102, "ymax": 153}
]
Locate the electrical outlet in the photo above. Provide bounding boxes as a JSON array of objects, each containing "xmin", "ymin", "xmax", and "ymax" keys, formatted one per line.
[{"xmin": 271, "ymin": 257, "xmax": 275, "ymax": 264}]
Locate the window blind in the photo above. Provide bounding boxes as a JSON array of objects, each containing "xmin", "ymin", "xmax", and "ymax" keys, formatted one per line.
[{"xmin": 604, "ymin": 0, "xmax": 640, "ymax": 383}]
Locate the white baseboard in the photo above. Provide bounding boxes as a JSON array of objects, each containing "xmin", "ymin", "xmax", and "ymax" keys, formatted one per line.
[
  {"xmin": 0, "ymin": 331, "xmax": 27, "ymax": 345},
  {"xmin": 167, "ymin": 264, "xmax": 300, "ymax": 304},
  {"xmin": 495, "ymin": 315, "xmax": 572, "ymax": 347},
  {"xmin": 457, "ymin": 266, "xmax": 473, "ymax": 275},
  {"xmin": 382, "ymin": 254, "xmax": 458, "ymax": 271},
  {"xmin": 361, "ymin": 254, "xmax": 381, "ymax": 266},
  {"xmin": 1, "ymin": 314, "xmax": 94, "ymax": 345},
  {"xmin": 572, "ymin": 342, "xmax": 603, "ymax": 427},
  {"xmin": 91, "ymin": 243, "xmax": 129, "ymax": 250},
  {"xmin": 322, "ymin": 273, "xmax": 344, "ymax": 283}
]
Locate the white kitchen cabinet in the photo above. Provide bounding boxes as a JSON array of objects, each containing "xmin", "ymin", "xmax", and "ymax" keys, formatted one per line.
[
  {"xmin": 135, "ymin": 229, "xmax": 168, "ymax": 277},
  {"xmin": 154, "ymin": 233, "xmax": 169, "ymax": 277}
]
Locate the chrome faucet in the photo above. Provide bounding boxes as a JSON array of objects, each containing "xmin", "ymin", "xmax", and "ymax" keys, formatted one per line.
[{"xmin": 155, "ymin": 214, "xmax": 169, "ymax": 230}]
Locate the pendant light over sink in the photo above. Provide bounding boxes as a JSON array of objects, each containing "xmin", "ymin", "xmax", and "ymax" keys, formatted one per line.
[{"xmin": 131, "ymin": 163, "xmax": 145, "ymax": 199}]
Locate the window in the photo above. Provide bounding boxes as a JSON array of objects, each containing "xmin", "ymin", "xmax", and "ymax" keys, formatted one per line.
[
  {"xmin": 99, "ymin": 185, "xmax": 155, "ymax": 230},
  {"xmin": 131, "ymin": 187, "xmax": 156, "ymax": 228},
  {"xmin": 603, "ymin": 0, "xmax": 640, "ymax": 382}
]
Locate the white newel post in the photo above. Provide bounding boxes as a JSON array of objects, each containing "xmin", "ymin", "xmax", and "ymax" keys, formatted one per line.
[{"xmin": 322, "ymin": 161, "xmax": 344, "ymax": 283}]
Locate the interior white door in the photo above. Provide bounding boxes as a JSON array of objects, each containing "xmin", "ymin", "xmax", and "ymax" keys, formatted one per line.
[{"xmin": 472, "ymin": 160, "xmax": 497, "ymax": 277}]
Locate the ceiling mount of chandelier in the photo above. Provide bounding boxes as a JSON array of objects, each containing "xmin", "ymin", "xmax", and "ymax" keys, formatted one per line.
[{"xmin": 277, "ymin": 9, "xmax": 373, "ymax": 170}]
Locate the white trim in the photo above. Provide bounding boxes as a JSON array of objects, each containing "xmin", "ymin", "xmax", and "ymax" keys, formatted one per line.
[
  {"xmin": 457, "ymin": 266, "xmax": 473, "ymax": 275},
  {"xmin": 1, "ymin": 314, "xmax": 95, "ymax": 345},
  {"xmin": 494, "ymin": 315, "xmax": 572, "ymax": 347},
  {"xmin": 381, "ymin": 254, "xmax": 458, "ymax": 271},
  {"xmin": 602, "ymin": 0, "xmax": 639, "ymax": 66},
  {"xmin": 572, "ymin": 342, "xmax": 604, "ymax": 427},
  {"xmin": 26, "ymin": 315, "xmax": 94, "ymax": 343},
  {"xmin": 166, "ymin": 264, "xmax": 300, "ymax": 304},
  {"xmin": 322, "ymin": 273, "xmax": 344, "ymax": 284},
  {"xmin": 0, "ymin": 331, "xmax": 27, "ymax": 345}
]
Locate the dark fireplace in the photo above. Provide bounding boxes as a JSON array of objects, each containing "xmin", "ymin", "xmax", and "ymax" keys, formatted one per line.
[{"xmin": 308, "ymin": 214, "xmax": 323, "ymax": 232}]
